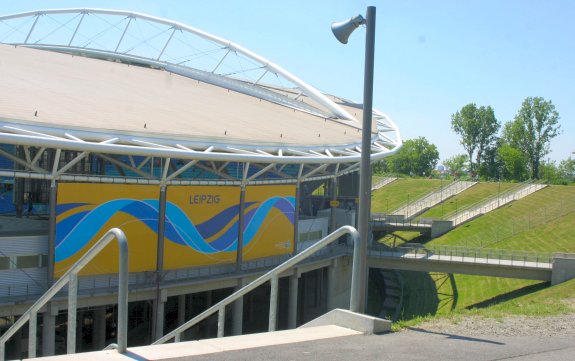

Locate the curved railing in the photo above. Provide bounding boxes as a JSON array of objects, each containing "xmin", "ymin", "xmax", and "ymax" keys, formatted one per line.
[
  {"xmin": 154, "ymin": 225, "xmax": 361, "ymax": 344},
  {"xmin": 0, "ymin": 228, "xmax": 129, "ymax": 361}
]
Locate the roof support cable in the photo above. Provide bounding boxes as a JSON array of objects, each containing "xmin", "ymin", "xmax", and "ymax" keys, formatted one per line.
[
  {"xmin": 34, "ymin": 13, "xmax": 79, "ymax": 44},
  {"xmin": 114, "ymin": 16, "xmax": 133, "ymax": 53},
  {"xmin": 156, "ymin": 26, "xmax": 177, "ymax": 60},
  {"xmin": 24, "ymin": 13, "xmax": 41, "ymax": 44},
  {"xmin": 254, "ymin": 68, "xmax": 268, "ymax": 85},
  {"xmin": 68, "ymin": 11, "xmax": 86, "ymax": 46},
  {"xmin": 211, "ymin": 48, "xmax": 231, "ymax": 73}
]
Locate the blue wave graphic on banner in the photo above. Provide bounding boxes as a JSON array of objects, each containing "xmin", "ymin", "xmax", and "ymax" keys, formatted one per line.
[{"xmin": 56, "ymin": 196, "xmax": 295, "ymax": 262}]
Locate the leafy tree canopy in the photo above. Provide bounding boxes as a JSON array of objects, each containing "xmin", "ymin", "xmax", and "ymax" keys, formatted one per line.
[
  {"xmin": 388, "ymin": 137, "xmax": 439, "ymax": 177},
  {"xmin": 451, "ymin": 103, "xmax": 500, "ymax": 174},
  {"xmin": 503, "ymin": 97, "xmax": 561, "ymax": 179}
]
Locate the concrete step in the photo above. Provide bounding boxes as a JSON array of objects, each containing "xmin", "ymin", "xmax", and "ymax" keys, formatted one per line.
[{"xmin": 25, "ymin": 325, "xmax": 362, "ymax": 361}]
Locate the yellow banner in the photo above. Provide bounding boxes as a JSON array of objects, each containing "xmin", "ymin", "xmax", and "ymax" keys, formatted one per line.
[
  {"xmin": 55, "ymin": 183, "xmax": 159, "ymax": 277},
  {"xmin": 164, "ymin": 186, "xmax": 240, "ymax": 269},
  {"xmin": 242, "ymin": 185, "xmax": 295, "ymax": 260}
]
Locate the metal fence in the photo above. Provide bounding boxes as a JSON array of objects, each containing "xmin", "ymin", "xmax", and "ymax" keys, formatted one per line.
[{"xmin": 369, "ymin": 244, "xmax": 553, "ymax": 268}]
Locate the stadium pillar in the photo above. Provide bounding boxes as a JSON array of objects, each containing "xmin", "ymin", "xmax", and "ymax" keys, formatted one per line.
[
  {"xmin": 41, "ymin": 303, "xmax": 57, "ymax": 356},
  {"xmin": 293, "ymin": 181, "xmax": 300, "ymax": 255},
  {"xmin": 47, "ymin": 182, "xmax": 57, "ymax": 285},
  {"xmin": 330, "ymin": 178, "xmax": 338, "ymax": 233},
  {"xmin": 236, "ymin": 184, "xmax": 247, "ymax": 269},
  {"xmin": 177, "ymin": 295, "xmax": 186, "ymax": 326},
  {"xmin": 327, "ymin": 261, "xmax": 338, "ymax": 310},
  {"xmin": 153, "ymin": 185, "xmax": 167, "ymax": 340},
  {"xmin": 92, "ymin": 307, "xmax": 106, "ymax": 350},
  {"xmin": 154, "ymin": 289, "xmax": 167, "ymax": 339},
  {"xmin": 232, "ymin": 278, "xmax": 245, "ymax": 335},
  {"xmin": 288, "ymin": 271, "xmax": 299, "ymax": 328}
]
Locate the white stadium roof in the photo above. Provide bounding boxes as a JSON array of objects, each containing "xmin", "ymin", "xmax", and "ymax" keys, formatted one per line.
[{"xmin": 0, "ymin": 8, "xmax": 401, "ymax": 185}]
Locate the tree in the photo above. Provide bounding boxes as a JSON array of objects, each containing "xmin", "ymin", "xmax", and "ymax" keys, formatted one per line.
[
  {"xmin": 451, "ymin": 103, "xmax": 500, "ymax": 175},
  {"xmin": 443, "ymin": 154, "xmax": 468, "ymax": 178},
  {"xmin": 389, "ymin": 137, "xmax": 439, "ymax": 176},
  {"xmin": 497, "ymin": 144, "xmax": 528, "ymax": 181},
  {"xmin": 558, "ymin": 157, "xmax": 575, "ymax": 183},
  {"xmin": 504, "ymin": 97, "xmax": 561, "ymax": 179}
]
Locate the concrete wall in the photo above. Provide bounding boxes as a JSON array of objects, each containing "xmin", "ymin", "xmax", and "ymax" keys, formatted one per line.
[
  {"xmin": 552, "ymin": 253, "xmax": 575, "ymax": 285},
  {"xmin": 327, "ymin": 256, "xmax": 353, "ymax": 311},
  {"xmin": 430, "ymin": 220, "xmax": 453, "ymax": 238}
]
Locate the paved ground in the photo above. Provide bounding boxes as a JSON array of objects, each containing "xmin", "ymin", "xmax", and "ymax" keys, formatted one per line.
[{"xmin": 185, "ymin": 329, "xmax": 575, "ymax": 361}]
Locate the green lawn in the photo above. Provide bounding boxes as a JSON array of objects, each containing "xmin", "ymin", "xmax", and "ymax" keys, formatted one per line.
[
  {"xmin": 372, "ymin": 178, "xmax": 447, "ymax": 214},
  {"xmin": 393, "ymin": 275, "xmax": 575, "ymax": 329},
  {"xmin": 383, "ymin": 184, "xmax": 575, "ymax": 327},
  {"xmin": 419, "ymin": 181, "xmax": 516, "ymax": 219},
  {"xmin": 430, "ymin": 185, "xmax": 575, "ymax": 251}
]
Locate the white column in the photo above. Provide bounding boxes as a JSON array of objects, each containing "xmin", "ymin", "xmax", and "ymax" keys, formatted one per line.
[{"xmin": 41, "ymin": 304, "xmax": 57, "ymax": 356}]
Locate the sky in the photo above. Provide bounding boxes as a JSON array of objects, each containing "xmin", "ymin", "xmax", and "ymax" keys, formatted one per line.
[{"xmin": 3, "ymin": 1, "xmax": 574, "ymax": 163}]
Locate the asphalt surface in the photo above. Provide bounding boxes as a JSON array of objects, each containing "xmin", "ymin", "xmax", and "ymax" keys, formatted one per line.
[{"xmin": 182, "ymin": 328, "xmax": 575, "ymax": 361}]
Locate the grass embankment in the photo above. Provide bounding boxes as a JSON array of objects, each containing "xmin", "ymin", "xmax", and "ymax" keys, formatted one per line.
[
  {"xmin": 378, "ymin": 183, "xmax": 575, "ymax": 328},
  {"xmin": 419, "ymin": 181, "xmax": 516, "ymax": 220},
  {"xmin": 372, "ymin": 178, "xmax": 447, "ymax": 214},
  {"xmin": 431, "ymin": 185, "xmax": 575, "ymax": 252}
]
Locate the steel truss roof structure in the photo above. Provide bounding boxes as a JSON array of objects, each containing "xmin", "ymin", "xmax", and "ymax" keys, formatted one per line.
[{"xmin": 0, "ymin": 8, "xmax": 401, "ymax": 185}]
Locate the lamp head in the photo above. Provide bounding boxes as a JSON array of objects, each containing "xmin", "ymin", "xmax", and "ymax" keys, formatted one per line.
[{"xmin": 331, "ymin": 14, "xmax": 366, "ymax": 44}]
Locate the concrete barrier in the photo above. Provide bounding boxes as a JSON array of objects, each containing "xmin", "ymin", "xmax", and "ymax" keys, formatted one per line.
[
  {"xmin": 299, "ymin": 308, "xmax": 391, "ymax": 334},
  {"xmin": 551, "ymin": 253, "xmax": 575, "ymax": 285}
]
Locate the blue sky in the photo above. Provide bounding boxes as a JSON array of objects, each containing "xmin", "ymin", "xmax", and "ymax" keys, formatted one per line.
[{"xmin": 3, "ymin": 1, "xmax": 574, "ymax": 163}]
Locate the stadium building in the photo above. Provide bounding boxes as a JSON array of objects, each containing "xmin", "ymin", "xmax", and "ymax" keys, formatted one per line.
[{"xmin": 0, "ymin": 9, "xmax": 401, "ymax": 358}]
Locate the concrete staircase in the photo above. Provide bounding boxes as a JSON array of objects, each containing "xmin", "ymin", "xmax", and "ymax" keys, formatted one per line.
[
  {"xmin": 392, "ymin": 181, "xmax": 477, "ymax": 221},
  {"xmin": 449, "ymin": 182, "xmax": 547, "ymax": 226},
  {"xmin": 371, "ymin": 177, "xmax": 397, "ymax": 191}
]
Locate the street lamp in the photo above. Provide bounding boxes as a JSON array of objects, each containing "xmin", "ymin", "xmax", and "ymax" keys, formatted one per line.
[{"xmin": 332, "ymin": 6, "xmax": 376, "ymax": 314}]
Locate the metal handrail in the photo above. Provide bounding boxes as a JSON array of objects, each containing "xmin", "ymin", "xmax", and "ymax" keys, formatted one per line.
[
  {"xmin": 371, "ymin": 244, "xmax": 553, "ymax": 267},
  {"xmin": 154, "ymin": 225, "xmax": 361, "ymax": 345},
  {"xmin": 0, "ymin": 228, "xmax": 128, "ymax": 360},
  {"xmin": 443, "ymin": 179, "xmax": 534, "ymax": 221}
]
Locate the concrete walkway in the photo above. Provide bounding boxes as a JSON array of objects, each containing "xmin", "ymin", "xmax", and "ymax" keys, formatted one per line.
[
  {"xmin": 28, "ymin": 326, "xmax": 575, "ymax": 361},
  {"xmin": 177, "ymin": 329, "xmax": 575, "ymax": 361}
]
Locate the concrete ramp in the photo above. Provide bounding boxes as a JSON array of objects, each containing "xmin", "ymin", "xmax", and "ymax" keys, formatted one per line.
[
  {"xmin": 300, "ymin": 308, "xmax": 391, "ymax": 334},
  {"xmin": 28, "ymin": 325, "xmax": 362, "ymax": 361},
  {"xmin": 392, "ymin": 181, "xmax": 477, "ymax": 221}
]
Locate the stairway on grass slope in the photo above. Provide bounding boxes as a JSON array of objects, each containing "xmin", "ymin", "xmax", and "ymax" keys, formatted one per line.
[
  {"xmin": 372, "ymin": 177, "xmax": 397, "ymax": 191},
  {"xmin": 448, "ymin": 182, "xmax": 547, "ymax": 226},
  {"xmin": 392, "ymin": 181, "xmax": 477, "ymax": 221}
]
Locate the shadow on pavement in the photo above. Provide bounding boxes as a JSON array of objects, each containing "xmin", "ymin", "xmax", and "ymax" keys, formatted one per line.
[{"xmin": 407, "ymin": 327, "xmax": 505, "ymax": 345}]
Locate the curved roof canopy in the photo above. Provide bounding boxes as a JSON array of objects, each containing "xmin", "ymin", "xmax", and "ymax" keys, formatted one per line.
[{"xmin": 0, "ymin": 8, "xmax": 401, "ymax": 185}]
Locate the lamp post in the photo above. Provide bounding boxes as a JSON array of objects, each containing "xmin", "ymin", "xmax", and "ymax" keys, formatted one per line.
[{"xmin": 332, "ymin": 6, "xmax": 376, "ymax": 314}]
